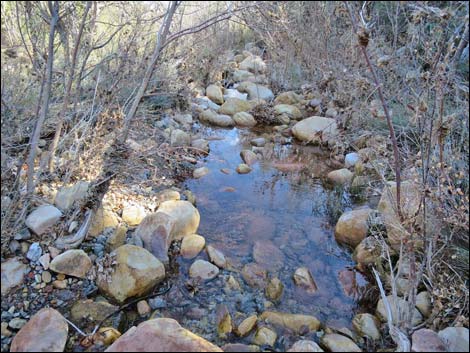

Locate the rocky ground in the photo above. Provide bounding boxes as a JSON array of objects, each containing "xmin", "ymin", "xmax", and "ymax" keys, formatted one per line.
[{"xmin": 1, "ymin": 47, "xmax": 468, "ymax": 352}]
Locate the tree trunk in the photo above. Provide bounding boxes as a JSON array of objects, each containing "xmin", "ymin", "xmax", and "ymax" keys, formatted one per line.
[{"xmin": 26, "ymin": 1, "xmax": 59, "ymax": 194}]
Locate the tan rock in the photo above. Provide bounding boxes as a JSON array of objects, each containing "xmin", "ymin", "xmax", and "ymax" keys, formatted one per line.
[
  {"xmin": 233, "ymin": 112, "xmax": 257, "ymax": 127},
  {"xmin": 287, "ymin": 340, "xmax": 324, "ymax": 352},
  {"xmin": 88, "ymin": 206, "xmax": 120, "ymax": 237},
  {"xmin": 242, "ymin": 263, "xmax": 268, "ymax": 288},
  {"xmin": 327, "ymin": 168, "xmax": 354, "ymax": 186},
  {"xmin": 252, "ymin": 327, "xmax": 277, "ymax": 347},
  {"xmin": 415, "ymin": 291, "xmax": 432, "ymax": 318},
  {"xmin": 216, "ymin": 304, "xmax": 232, "ymax": 337},
  {"xmin": 293, "ymin": 267, "xmax": 318, "ymax": 294},
  {"xmin": 376, "ymin": 295, "xmax": 423, "ymax": 326},
  {"xmin": 193, "ymin": 167, "xmax": 210, "ymax": 179},
  {"xmin": 237, "ymin": 163, "xmax": 252, "ymax": 174},
  {"xmin": 240, "ymin": 150, "xmax": 258, "ymax": 166},
  {"xmin": 292, "ymin": 116, "xmax": 338, "ymax": 144},
  {"xmin": 170, "ymin": 129, "xmax": 190, "ymax": 147},
  {"xmin": 49, "ymin": 249, "xmax": 92, "ymax": 278},
  {"xmin": 352, "ymin": 313, "xmax": 381, "ymax": 340},
  {"xmin": 237, "ymin": 315, "xmax": 257, "ymax": 337},
  {"xmin": 259, "ymin": 311, "xmax": 320, "ymax": 334},
  {"xmin": 274, "ymin": 91, "xmax": 304, "ymax": 105},
  {"xmin": 274, "ymin": 104, "xmax": 302, "ymax": 120},
  {"xmin": 97, "ymin": 245, "xmax": 165, "ymax": 303},
  {"xmin": 218, "ymin": 98, "xmax": 257, "ymax": 116},
  {"xmin": 335, "ymin": 208, "xmax": 372, "ymax": 248},
  {"xmin": 180, "ymin": 234, "xmax": 205, "ymax": 259},
  {"xmin": 206, "ymin": 245, "xmax": 227, "ymax": 268},
  {"xmin": 122, "ymin": 203, "xmax": 147, "ymax": 226},
  {"xmin": 25, "ymin": 205, "xmax": 62, "ymax": 236},
  {"xmin": 266, "ymin": 277, "xmax": 284, "ymax": 301},
  {"xmin": 200, "ymin": 109, "xmax": 234, "ymax": 127},
  {"xmin": 238, "ymin": 82, "xmax": 274, "ymax": 101},
  {"xmin": 207, "ymin": 84, "xmax": 224, "ymax": 105},
  {"xmin": 353, "ymin": 237, "xmax": 381, "ymax": 267},
  {"xmin": 189, "ymin": 260, "xmax": 219, "ymax": 281},
  {"xmin": 54, "ymin": 181, "xmax": 89, "ymax": 211},
  {"xmin": 105, "ymin": 318, "xmax": 222, "ymax": 352},
  {"xmin": 137, "ymin": 300, "xmax": 151, "ymax": 317},
  {"xmin": 10, "ymin": 308, "xmax": 68, "ymax": 352},
  {"xmin": 320, "ymin": 333, "xmax": 361, "ymax": 352},
  {"xmin": 157, "ymin": 200, "xmax": 200, "ymax": 240},
  {"xmin": 71, "ymin": 299, "xmax": 119, "ymax": 325},
  {"xmin": 239, "ymin": 55, "xmax": 267, "ymax": 74},
  {"xmin": 107, "ymin": 225, "xmax": 127, "ymax": 251}
]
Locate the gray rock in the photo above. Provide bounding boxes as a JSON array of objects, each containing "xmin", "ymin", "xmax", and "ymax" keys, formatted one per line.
[
  {"xmin": 25, "ymin": 205, "xmax": 62, "ymax": 235},
  {"xmin": 26, "ymin": 242, "xmax": 42, "ymax": 262},
  {"xmin": 54, "ymin": 181, "xmax": 89, "ymax": 211},
  {"xmin": 438, "ymin": 327, "xmax": 469, "ymax": 352}
]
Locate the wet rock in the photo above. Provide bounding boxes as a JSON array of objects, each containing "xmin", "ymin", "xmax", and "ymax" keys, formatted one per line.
[
  {"xmin": 10, "ymin": 308, "xmax": 68, "ymax": 352},
  {"xmin": 237, "ymin": 315, "xmax": 257, "ymax": 337},
  {"xmin": 293, "ymin": 267, "xmax": 318, "ymax": 294},
  {"xmin": 259, "ymin": 311, "xmax": 320, "ymax": 334},
  {"xmin": 376, "ymin": 296, "xmax": 423, "ymax": 326},
  {"xmin": 137, "ymin": 300, "xmax": 152, "ymax": 317},
  {"xmin": 222, "ymin": 343, "xmax": 260, "ymax": 352},
  {"xmin": 97, "ymin": 245, "xmax": 165, "ymax": 303},
  {"xmin": 194, "ymin": 166, "xmax": 210, "ymax": 179},
  {"xmin": 236, "ymin": 164, "xmax": 252, "ymax": 174},
  {"xmin": 189, "ymin": 260, "xmax": 219, "ymax": 281},
  {"xmin": 239, "ymin": 55, "xmax": 267, "ymax": 74},
  {"xmin": 1, "ymin": 257, "xmax": 29, "ymax": 295},
  {"xmin": 225, "ymin": 275, "xmax": 241, "ymax": 292},
  {"xmin": 353, "ymin": 237, "xmax": 381, "ymax": 268},
  {"xmin": 242, "ymin": 263, "xmax": 268, "ymax": 288},
  {"xmin": 54, "ymin": 181, "xmax": 89, "ymax": 211},
  {"xmin": 240, "ymin": 150, "xmax": 258, "ymax": 165},
  {"xmin": 292, "ymin": 116, "xmax": 338, "ymax": 145},
  {"xmin": 122, "ymin": 203, "xmax": 147, "ymax": 226},
  {"xmin": 107, "ymin": 225, "xmax": 127, "ymax": 251},
  {"xmin": 216, "ymin": 304, "xmax": 232, "ymax": 337},
  {"xmin": 25, "ymin": 205, "xmax": 62, "ymax": 235},
  {"xmin": 206, "ymin": 245, "xmax": 227, "ymax": 268},
  {"xmin": 170, "ymin": 129, "xmax": 191, "ymax": 147},
  {"xmin": 191, "ymin": 139, "xmax": 210, "ymax": 153},
  {"xmin": 218, "ymin": 98, "xmax": 257, "ymax": 116},
  {"xmin": 335, "ymin": 208, "xmax": 372, "ymax": 248},
  {"xmin": 415, "ymin": 291, "xmax": 431, "ymax": 318},
  {"xmin": 207, "ymin": 84, "xmax": 224, "ymax": 105},
  {"xmin": 224, "ymin": 88, "xmax": 248, "ymax": 101},
  {"xmin": 233, "ymin": 112, "xmax": 257, "ymax": 127},
  {"xmin": 266, "ymin": 277, "xmax": 284, "ymax": 301},
  {"xmin": 352, "ymin": 313, "xmax": 381, "ymax": 340},
  {"xmin": 320, "ymin": 333, "xmax": 361, "ymax": 352},
  {"xmin": 412, "ymin": 328, "xmax": 446, "ymax": 352},
  {"xmin": 89, "ymin": 206, "xmax": 120, "ymax": 237},
  {"xmin": 274, "ymin": 104, "xmax": 302, "ymax": 120},
  {"xmin": 181, "ymin": 234, "xmax": 205, "ymax": 259},
  {"xmin": 26, "ymin": 242, "xmax": 42, "ymax": 262},
  {"xmin": 378, "ymin": 181, "xmax": 422, "ymax": 249},
  {"xmin": 105, "ymin": 318, "xmax": 222, "ymax": 352},
  {"xmin": 345, "ymin": 152, "xmax": 361, "ymax": 168},
  {"xmin": 94, "ymin": 327, "xmax": 121, "ymax": 346},
  {"xmin": 71, "ymin": 299, "xmax": 119, "ymax": 325},
  {"xmin": 274, "ymin": 91, "xmax": 304, "ymax": 105},
  {"xmin": 253, "ymin": 241, "xmax": 285, "ymax": 271},
  {"xmin": 327, "ymin": 168, "xmax": 354, "ymax": 186},
  {"xmin": 252, "ymin": 327, "xmax": 277, "ymax": 347},
  {"xmin": 49, "ymin": 249, "xmax": 92, "ymax": 278},
  {"xmin": 438, "ymin": 327, "xmax": 469, "ymax": 352},
  {"xmin": 250, "ymin": 137, "xmax": 266, "ymax": 147}
]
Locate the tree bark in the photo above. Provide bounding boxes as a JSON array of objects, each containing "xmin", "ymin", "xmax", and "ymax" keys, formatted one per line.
[{"xmin": 26, "ymin": 1, "xmax": 59, "ymax": 194}]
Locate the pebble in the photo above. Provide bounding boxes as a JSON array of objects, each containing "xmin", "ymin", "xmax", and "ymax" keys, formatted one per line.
[
  {"xmin": 149, "ymin": 298, "xmax": 167, "ymax": 310},
  {"xmin": 38, "ymin": 254, "xmax": 50, "ymax": 270},
  {"xmin": 26, "ymin": 242, "xmax": 42, "ymax": 262},
  {"xmin": 1, "ymin": 322, "xmax": 12, "ymax": 337},
  {"xmin": 14, "ymin": 229, "xmax": 31, "ymax": 241},
  {"xmin": 137, "ymin": 300, "xmax": 151, "ymax": 316},
  {"xmin": 41, "ymin": 271, "xmax": 52, "ymax": 284},
  {"xmin": 8, "ymin": 318, "xmax": 27, "ymax": 330}
]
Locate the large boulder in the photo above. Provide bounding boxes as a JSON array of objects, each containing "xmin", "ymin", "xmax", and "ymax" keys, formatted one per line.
[
  {"xmin": 97, "ymin": 244, "xmax": 165, "ymax": 303},
  {"xmin": 206, "ymin": 84, "xmax": 224, "ymax": 105},
  {"xmin": 292, "ymin": 116, "xmax": 338, "ymax": 145},
  {"xmin": 239, "ymin": 55, "xmax": 267, "ymax": 74},
  {"xmin": 274, "ymin": 91, "xmax": 304, "ymax": 105},
  {"xmin": 25, "ymin": 205, "xmax": 62, "ymax": 235},
  {"xmin": 274, "ymin": 104, "xmax": 302, "ymax": 120},
  {"xmin": 218, "ymin": 98, "xmax": 257, "ymax": 116},
  {"xmin": 200, "ymin": 109, "xmax": 234, "ymax": 127},
  {"xmin": 10, "ymin": 308, "xmax": 68, "ymax": 352},
  {"xmin": 378, "ymin": 181, "xmax": 422, "ymax": 249},
  {"xmin": 54, "ymin": 181, "xmax": 89, "ymax": 211},
  {"xmin": 237, "ymin": 82, "xmax": 274, "ymax": 101},
  {"xmin": 1, "ymin": 257, "xmax": 29, "ymax": 295},
  {"xmin": 335, "ymin": 208, "xmax": 372, "ymax": 248},
  {"xmin": 49, "ymin": 249, "xmax": 92, "ymax": 278},
  {"xmin": 105, "ymin": 318, "xmax": 222, "ymax": 352},
  {"xmin": 259, "ymin": 311, "xmax": 320, "ymax": 334}
]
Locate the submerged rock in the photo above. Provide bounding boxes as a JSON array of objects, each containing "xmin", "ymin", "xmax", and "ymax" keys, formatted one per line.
[
  {"xmin": 189, "ymin": 260, "xmax": 219, "ymax": 281},
  {"xmin": 293, "ymin": 267, "xmax": 318, "ymax": 294},
  {"xmin": 259, "ymin": 311, "xmax": 320, "ymax": 334},
  {"xmin": 237, "ymin": 315, "xmax": 257, "ymax": 337},
  {"xmin": 236, "ymin": 164, "xmax": 252, "ymax": 174},
  {"xmin": 266, "ymin": 277, "xmax": 284, "ymax": 301},
  {"xmin": 10, "ymin": 308, "xmax": 68, "ymax": 352},
  {"xmin": 216, "ymin": 304, "xmax": 232, "ymax": 337},
  {"xmin": 253, "ymin": 240, "xmax": 285, "ymax": 271},
  {"xmin": 206, "ymin": 245, "xmax": 227, "ymax": 268},
  {"xmin": 105, "ymin": 318, "xmax": 222, "ymax": 352},
  {"xmin": 320, "ymin": 333, "xmax": 361, "ymax": 352},
  {"xmin": 242, "ymin": 263, "xmax": 268, "ymax": 288},
  {"xmin": 193, "ymin": 166, "xmax": 210, "ymax": 179},
  {"xmin": 252, "ymin": 327, "xmax": 277, "ymax": 347},
  {"xmin": 97, "ymin": 244, "xmax": 165, "ymax": 303}
]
